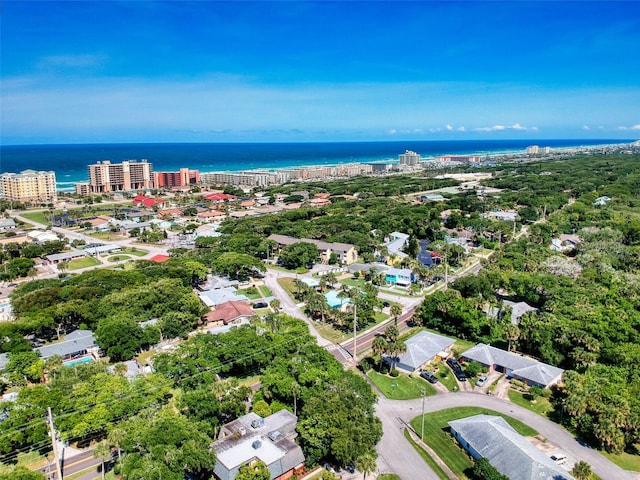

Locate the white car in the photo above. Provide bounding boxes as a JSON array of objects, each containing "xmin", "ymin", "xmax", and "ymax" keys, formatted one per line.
[{"xmin": 476, "ymin": 375, "xmax": 488, "ymax": 387}]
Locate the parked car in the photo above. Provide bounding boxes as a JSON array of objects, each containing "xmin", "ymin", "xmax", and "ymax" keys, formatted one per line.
[
  {"xmin": 446, "ymin": 357, "xmax": 467, "ymax": 381},
  {"xmin": 253, "ymin": 302, "xmax": 268, "ymax": 309},
  {"xmin": 476, "ymin": 375, "xmax": 488, "ymax": 387},
  {"xmin": 420, "ymin": 371, "xmax": 438, "ymax": 384},
  {"xmin": 382, "ymin": 301, "xmax": 390, "ymax": 308}
]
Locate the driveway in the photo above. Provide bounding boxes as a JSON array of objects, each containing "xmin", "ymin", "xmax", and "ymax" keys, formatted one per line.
[{"xmin": 375, "ymin": 392, "xmax": 636, "ymax": 480}]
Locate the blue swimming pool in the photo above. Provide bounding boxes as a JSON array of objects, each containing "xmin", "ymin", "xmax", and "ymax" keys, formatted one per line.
[{"xmin": 63, "ymin": 356, "xmax": 94, "ymax": 367}]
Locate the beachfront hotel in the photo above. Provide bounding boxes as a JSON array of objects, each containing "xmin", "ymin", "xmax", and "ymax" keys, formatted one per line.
[
  {"xmin": 85, "ymin": 160, "xmax": 153, "ymax": 193},
  {"xmin": 0, "ymin": 169, "xmax": 57, "ymax": 204}
]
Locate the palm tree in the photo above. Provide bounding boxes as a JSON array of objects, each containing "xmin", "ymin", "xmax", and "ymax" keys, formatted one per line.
[
  {"xmin": 93, "ymin": 441, "xmax": 112, "ymax": 480},
  {"xmin": 108, "ymin": 427, "xmax": 126, "ymax": 463},
  {"xmin": 269, "ymin": 298, "xmax": 281, "ymax": 311},
  {"xmin": 503, "ymin": 323, "xmax": 520, "ymax": 352},
  {"xmin": 355, "ymin": 452, "xmax": 377, "ymax": 480},
  {"xmin": 390, "ymin": 303, "xmax": 402, "ymax": 326},
  {"xmin": 324, "ymin": 271, "xmax": 338, "ymax": 288},
  {"xmin": 371, "ymin": 335, "xmax": 388, "ymax": 371},
  {"xmin": 571, "ymin": 461, "xmax": 593, "ymax": 480}
]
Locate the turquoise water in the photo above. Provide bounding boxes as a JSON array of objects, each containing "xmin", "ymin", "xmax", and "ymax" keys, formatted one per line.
[
  {"xmin": 0, "ymin": 139, "xmax": 625, "ymax": 191},
  {"xmin": 63, "ymin": 356, "xmax": 94, "ymax": 367}
]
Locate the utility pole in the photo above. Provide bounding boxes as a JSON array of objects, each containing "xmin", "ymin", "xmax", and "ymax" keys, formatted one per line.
[
  {"xmin": 421, "ymin": 387, "xmax": 426, "ymax": 442},
  {"xmin": 47, "ymin": 407, "xmax": 63, "ymax": 480},
  {"xmin": 352, "ymin": 300, "xmax": 358, "ymax": 361}
]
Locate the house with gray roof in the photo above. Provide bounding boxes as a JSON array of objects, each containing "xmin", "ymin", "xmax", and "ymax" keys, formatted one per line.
[
  {"xmin": 460, "ymin": 343, "xmax": 563, "ymax": 388},
  {"xmin": 449, "ymin": 415, "xmax": 574, "ymax": 480},
  {"xmin": 267, "ymin": 234, "xmax": 358, "ymax": 265},
  {"xmin": 211, "ymin": 410, "xmax": 305, "ymax": 480},
  {"xmin": 198, "ymin": 287, "xmax": 249, "ymax": 308},
  {"xmin": 36, "ymin": 329, "xmax": 97, "ymax": 361},
  {"xmin": 384, "ymin": 231, "xmax": 409, "ymax": 259},
  {"xmin": 487, "ymin": 300, "xmax": 538, "ymax": 325},
  {"xmin": 389, "ymin": 331, "xmax": 455, "ymax": 372}
]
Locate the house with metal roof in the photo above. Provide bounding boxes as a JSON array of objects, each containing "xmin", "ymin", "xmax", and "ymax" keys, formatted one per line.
[
  {"xmin": 460, "ymin": 343, "xmax": 564, "ymax": 388},
  {"xmin": 199, "ymin": 287, "xmax": 249, "ymax": 308},
  {"xmin": 448, "ymin": 415, "xmax": 574, "ymax": 480},
  {"xmin": 211, "ymin": 410, "xmax": 305, "ymax": 480},
  {"xmin": 36, "ymin": 329, "xmax": 97, "ymax": 361},
  {"xmin": 487, "ymin": 300, "xmax": 538, "ymax": 325},
  {"xmin": 389, "ymin": 331, "xmax": 455, "ymax": 372}
]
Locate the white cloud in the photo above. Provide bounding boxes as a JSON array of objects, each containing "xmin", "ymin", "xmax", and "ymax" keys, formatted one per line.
[
  {"xmin": 457, "ymin": 126, "xmax": 465, "ymax": 132},
  {"xmin": 473, "ymin": 123, "xmax": 537, "ymax": 132},
  {"xmin": 617, "ymin": 124, "xmax": 640, "ymax": 130},
  {"xmin": 582, "ymin": 125, "xmax": 591, "ymax": 130},
  {"xmin": 388, "ymin": 129, "xmax": 398, "ymax": 135},
  {"xmin": 445, "ymin": 124, "xmax": 454, "ymax": 131}
]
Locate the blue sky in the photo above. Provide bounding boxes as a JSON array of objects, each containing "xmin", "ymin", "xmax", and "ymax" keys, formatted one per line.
[{"xmin": 2, "ymin": 1, "xmax": 639, "ymax": 144}]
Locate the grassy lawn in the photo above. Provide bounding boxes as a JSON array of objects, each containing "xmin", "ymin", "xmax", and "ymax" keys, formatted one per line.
[
  {"xmin": 451, "ymin": 338, "xmax": 476, "ymax": 357},
  {"xmin": 508, "ymin": 389, "xmax": 554, "ymax": 417},
  {"xmin": 238, "ymin": 287, "xmax": 262, "ymax": 300},
  {"xmin": 311, "ymin": 320, "xmax": 350, "ymax": 343},
  {"xmin": 67, "ymin": 256, "xmax": 102, "ymax": 270},
  {"xmin": 368, "ymin": 370, "xmax": 436, "ymax": 399},
  {"xmin": 433, "ymin": 361, "xmax": 459, "ymax": 392},
  {"xmin": 89, "ymin": 231, "xmax": 124, "ymax": 241},
  {"xmin": 602, "ymin": 448, "xmax": 640, "ymax": 472},
  {"xmin": 121, "ymin": 246, "xmax": 147, "ymax": 256},
  {"xmin": 409, "ymin": 407, "xmax": 538, "ymax": 479},
  {"xmin": 108, "ymin": 254, "xmax": 132, "ymax": 262},
  {"xmin": 259, "ymin": 285, "xmax": 272, "ymax": 297},
  {"xmin": 379, "ymin": 287, "xmax": 416, "ymax": 297},
  {"xmin": 20, "ymin": 211, "xmax": 50, "ymax": 226},
  {"xmin": 379, "ymin": 474, "xmax": 403, "ymax": 480},
  {"xmin": 340, "ymin": 278, "xmax": 367, "ymax": 288},
  {"xmin": 403, "ymin": 430, "xmax": 450, "ymax": 480},
  {"xmin": 277, "ymin": 277, "xmax": 298, "ymax": 299}
]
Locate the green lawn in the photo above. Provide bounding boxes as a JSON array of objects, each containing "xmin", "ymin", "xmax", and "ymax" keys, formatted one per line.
[
  {"xmin": 108, "ymin": 254, "xmax": 132, "ymax": 262},
  {"xmin": 89, "ymin": 231, "xmax": 123, "ymax": 241},
  {"xmin": 259, "ymin": 285, "xmax": 272, "ymax": 297},
  {"xmin": 121, "ymin": 246, "xmax": 147, "ymax": 256},
  {"xmin": 379, "ymin": 474, "xmax": 403, "ymax": 480},
  {"xmin": 311, "ymin": 321, "xmax": 350, "ymax": 344},
  {"xmin": 341, "ymin": 278, "xmax": 367, "ymax": 288},
  {"xmin": 409, "ymin": 407, "xmax": 539, "ymax": 479},
  {"xmin": 277, "ymin": 277, "xmax": 298, "ymax": 299},
  {"xmin": 403, "ymin": 430, "xmax": 450, "ymax": 480},
  {"xmin": 238, "ymin": 287, "xmax": 262, "ymax": 300},
  {"xmin": 67, "ymin": 256, "xmax": 101, "ymax": 270},
  {"xmin": 508, "ymin": 389, "xmax": 554, "ymax": 418},
  {"xmin": 368, "ymin": 370, "xmax": 437, "ymax": 400},
  {"xmin": 20, "ymin": 211, "xmax": 50, "ymax": 226},
  {"xmin": 434, "ymin": 361, "xmax": 459, "ymax": 392},
  {"xmin": 602, "ymin": 448, "xmax": 640, "ymax": 472}
]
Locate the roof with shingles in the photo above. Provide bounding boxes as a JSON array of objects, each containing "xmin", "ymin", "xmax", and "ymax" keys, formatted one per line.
[
  {"xmin": 393, "ymin": 331, "xmax": 454, "ymax": 371},
  {"xmin": 448, "ymin": 415, "xmax": 574, "ymax": 480},
  {"xmin": 461, "ymin": 343, "xmax": 563, "ymax": 387}
]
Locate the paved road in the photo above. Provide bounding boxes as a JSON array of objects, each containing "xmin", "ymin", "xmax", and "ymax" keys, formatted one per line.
[{"xmin": 375, "ymin": 392, "xmax": 637, "ymax": 480}]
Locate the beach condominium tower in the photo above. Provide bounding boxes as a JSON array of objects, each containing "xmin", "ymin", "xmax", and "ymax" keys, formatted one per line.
[
  {"xmin": 87, "ymin": 160, "xmax": 153, "ymax": 193},
  {"xmin": 0, "ymin": 169, "xmax": 57, "ymax": 204}
]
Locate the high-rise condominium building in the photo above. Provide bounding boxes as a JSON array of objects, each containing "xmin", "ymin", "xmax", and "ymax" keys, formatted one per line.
[
  {"xmin": 399, "ymin": 150, "xmax": 420, "ymax": 166},
  {"xmin": 87, "ymin": 160, "xmax": 153, "ymax": 193},
  {"xmin": 0, "ymin": 170, "xmax": 57, "ymax": 203},
  {"xmin": 153, "ymin": 168, "xmax": 200, "ymax": 188}
]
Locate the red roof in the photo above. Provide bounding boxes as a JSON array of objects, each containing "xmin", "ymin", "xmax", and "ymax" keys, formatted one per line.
[
  {"xmin": 132, "ymin": 195, "xmax": 160, "ymax": 207},
  {"xmin": 205, "ymin": 193, "xmax": 237, "ymax": 202},
  {"xmin": 203, "ymin": 301, "xmax": 253, "ymax": 324},
  {"xmin": 149, "ymin": 254, "xmax": 170, "ymax": 263}
]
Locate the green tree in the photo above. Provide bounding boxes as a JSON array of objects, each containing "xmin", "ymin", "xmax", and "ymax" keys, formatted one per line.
[
  {"xmin": 93, "ymin": 440, "xmax": 112, "ymax": 480},
  {"xmin": 571, "ymin": 461, "xmax": 593, "ymax": 480},
  {"xmin": 472, "ymin": 458, "xmax": 509, "ymax": 480},
  {"xmin": 355, "ymin": 451, "xmax": 377, "ymax": 480},
  {"xmin": 211, "ymin": 252, "xmax": 265, "ymax": 281},
  {"xmin": 95, "ymin": 316, "xmax": 149, "ymax": 362},
  {"xmin": 236, "ymin": 460, "xmax": 270, "ymax": 480},
  {"xmin": 278, "ymin": 242, "xmax": 318, "ymax": 269}
]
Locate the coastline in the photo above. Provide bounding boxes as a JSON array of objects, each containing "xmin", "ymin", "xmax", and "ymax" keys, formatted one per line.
[{"xmin": 1, "ymin": 139, "xmax": 636, "ymax": 192}]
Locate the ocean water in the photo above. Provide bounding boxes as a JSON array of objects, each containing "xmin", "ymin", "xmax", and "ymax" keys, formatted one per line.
[{"xmin": 0, "ymin": 139, "xmax": 625, "ymax": 191}]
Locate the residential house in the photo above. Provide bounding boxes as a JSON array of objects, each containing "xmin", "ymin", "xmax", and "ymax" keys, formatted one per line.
[
  {"xmin": 593, "ymin": 196, "xmax": 611, "ymax": 206},
  {"xmin": 199, "ymin": 287, "xmax": 249, "ymax": 308},
  {"xmin": 46, "ymin": 250, "xmax": 87, "ymax": 264},
  {"xmin": 460, "ymin": 343, "xmax": 564, "ymax": 388},
  {"xmin": 550, "ymin": 234, "xmax": 582, "ymax": 252},
  {"xmin": 203, "ymin": 300, "xmax": 254, "ymax": 332},
  {"xmin": 0, "ymin": 218, "xmax": 17, "ymax": 231},
  {"xmin": 389, "ymin": 331, "xmax": 455, "ymax": 372},
  {"xmin": 267, "ymin": 234, "xmax": 358, "ymax": 265},
  {"xmin": 149, "ymin": 254, "xmax": 170, "ymax": 263},
  {"xmin": 211, "ymin": 410, "xmax": 305, "ymax": 480},
  {"xmin": 36, "ymin": 329, "xmax": 97, "ymax": 361},
  {"xmin": 416, "ymin": 240, "xmax": 433, "ymax": 267},
  {"xmin": 384, "ymin": 232, "xmax": 409, "ymax": 259},
  {"xmin": 449, "ymin": 415, "xmax": 574, "ymax": 480},
  {"xmin": 487, "ymin": 300, "xmax": 538, "ymax": 325},
  {"xmin": 485, "ymin": 210, "xmax": 518, "ymax": 222},
  {"xmin": 384, "ymin": 267, "xmax": 413, "ymax": 287}
]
